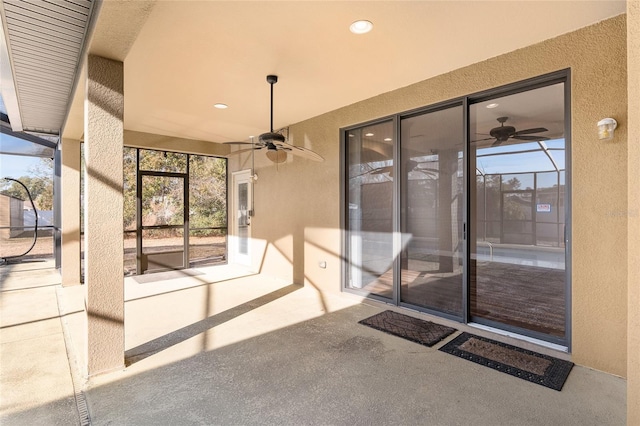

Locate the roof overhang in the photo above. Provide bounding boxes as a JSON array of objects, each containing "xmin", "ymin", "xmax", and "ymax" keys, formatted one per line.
[{"xmin": 0, "ymin": 0, "xmax": 99, "ymax": 136}]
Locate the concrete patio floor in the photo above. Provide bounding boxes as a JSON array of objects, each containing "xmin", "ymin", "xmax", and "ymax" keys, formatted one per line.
[{"xmin": 1, "ymin": 261, "xmax": 626, "ymax": 425}]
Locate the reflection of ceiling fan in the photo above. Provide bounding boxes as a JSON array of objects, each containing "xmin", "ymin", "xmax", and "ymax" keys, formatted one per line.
[
  {"xmin": 475, "ymin": 116, "xmax": 549, "ymax": 147},
  {"xmin": 360, "ymin": 159, "xmax": 439, "ymax": 179},
  {"xmin": 225, "ymin": 75, "xmax": 324, "ymax": 163}
]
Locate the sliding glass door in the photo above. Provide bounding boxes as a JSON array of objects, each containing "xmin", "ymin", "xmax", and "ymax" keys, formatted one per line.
[
  {"xmin": 400, "ymin": 104, "xmax": 464, "ymax": 317},
  {"xmin": 343, "ymin": 72, "xmax": 569, "ymax": 345},
  {"xmin": 469, "ymin": 83, "xmax": 567, "ymax": 342},
  {"xmin": 345, "ymin": 120, "xmax": 395, "ymax": 299}
]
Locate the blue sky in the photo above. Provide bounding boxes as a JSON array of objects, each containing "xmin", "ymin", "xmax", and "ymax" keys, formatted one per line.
[
  {"xmin": 1, "ymin": 153, "xmax": 41, "ymax": 179},
  {"xmin": 476, "ymin": 139, "xmax": 565, "ymax": 175},
  {"xmin": 1, "ymin": 94, "xmax": 54, "ymax": 180}
]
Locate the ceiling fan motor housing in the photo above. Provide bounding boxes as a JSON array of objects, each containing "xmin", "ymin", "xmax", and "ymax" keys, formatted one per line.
[
  {"xmin": 490, "ymin": 125, "xmax": 516, "ymax": 142},
  {"xmin": 259, "ymin": 132, "xmax": 285, "ymax": 145}
]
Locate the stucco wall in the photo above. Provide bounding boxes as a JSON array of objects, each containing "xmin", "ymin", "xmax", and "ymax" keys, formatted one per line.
[
  {"xmin": 84, "ymin": 55, "xmax": 125, "ymax": 375},
  {"xmin": 627, "ymin": 1, "xmax": 640, "ymax": 422},
  {"xmin": 123, "ymin": 130, "xmax": 231, "ymax": 157},
  {"xmin": 241, "ymin": 15, "xmax": 629, "ymax": 376},
  {"xmin": 61, "ymin": 138, "xmax": 82, "ymax": 286}
]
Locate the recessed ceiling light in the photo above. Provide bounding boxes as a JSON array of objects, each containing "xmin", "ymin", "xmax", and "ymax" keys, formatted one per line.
[
  {"xmin": 365, "ymin": 132, "xmax": 374, "ymax": 137},
  {"xmin": 350, "ymin": 20, "xmax": 373, "ymax": 34},
  {"xmin": 486, "ymin": 103, "xmax": 499, "ymax": 109},
  {"xmin": 214, "ymin": 103, "xmax": 228, "ymax": 109},
  {"xmin": 384, "ymin": 138, "xmax": 392, "ymax": 142}
]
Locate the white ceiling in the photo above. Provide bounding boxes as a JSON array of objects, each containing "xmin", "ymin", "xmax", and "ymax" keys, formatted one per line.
[{"xmin": 61, "ymin": 1, "xmax": 625, "ymax": 145}]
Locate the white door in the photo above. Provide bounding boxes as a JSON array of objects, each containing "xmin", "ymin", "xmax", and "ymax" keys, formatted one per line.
[{"xmin": 230, "ymin": 170, "xmax": 252, "ymax": 266}]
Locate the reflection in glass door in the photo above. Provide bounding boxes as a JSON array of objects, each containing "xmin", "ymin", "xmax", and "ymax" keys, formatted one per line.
[
  {"xmin": 345, "ymin": 121, "xmax": 395, "ymax": 299},
  {"xmin": 400, "ymin": 105, "xmax": 464, "ymax": 316},
  {"xmin": 470, "ymin": 82, "xmax": 567, "ymax": 342},
  {"xmin": 502, "ymin": 189, "xmax": 534, "ymax": 245}
]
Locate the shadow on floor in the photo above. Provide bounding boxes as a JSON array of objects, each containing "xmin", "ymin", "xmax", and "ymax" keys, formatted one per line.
[
  {"xmin": 89, "ymin": 303, "xmax": 624, "ymax": 426},
  {"xmin": 125, "ymin": 283, "xmax": 302, "ymax": 365}
]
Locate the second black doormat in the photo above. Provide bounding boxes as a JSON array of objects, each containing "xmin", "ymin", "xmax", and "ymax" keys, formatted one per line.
[
  {"xmin": 439, "ymin": 332, "xmax": 574, "ymax": 391},
  {"xmin": 359, "ymin": 310, "xmax": 456, "ymax": 347}
]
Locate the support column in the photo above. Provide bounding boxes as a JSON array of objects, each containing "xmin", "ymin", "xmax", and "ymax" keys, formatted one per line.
[
  {"xmin": 61, "ymin": 138, "xmax": 81, "ymax": 286},
  {"xmin": 628, "ymin": 1, "xmax": 640, "ymax": 423},
  {"xmin": 84, "ymin": 55, "xmax": 124, "ymax": 375}
]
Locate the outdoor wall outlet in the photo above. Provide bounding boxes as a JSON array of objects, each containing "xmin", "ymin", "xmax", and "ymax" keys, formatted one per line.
[{"xmin": 319, "ymin": 261, "xmax": 327, "ymax": 269}]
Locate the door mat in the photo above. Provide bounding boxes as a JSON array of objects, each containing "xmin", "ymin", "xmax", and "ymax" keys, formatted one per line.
[
  {"xmin": 358, "ymin": 310, "xmax": 456, "ymax": 347},
  {"xmin": 439, "ymin": 332, "xmax": 574, "ymax": 391}
]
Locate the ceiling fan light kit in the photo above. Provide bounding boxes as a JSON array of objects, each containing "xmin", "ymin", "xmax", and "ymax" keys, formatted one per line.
[
  {"xmin": 224, "ymin": 75, "xmax": 324, "ymax": 163},
  {"xmin": 266, "ymin": 150, "xmax": 287, "ymax": 164}
]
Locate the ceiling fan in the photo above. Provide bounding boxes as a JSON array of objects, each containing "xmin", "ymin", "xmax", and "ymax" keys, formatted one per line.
[
  {"xmin": 475, "ymin": 116, "xmax": 549, "ymax": 147},
  {"xmin": 225, "ymin": 75, "xmax": 324, "ymax": 163}
]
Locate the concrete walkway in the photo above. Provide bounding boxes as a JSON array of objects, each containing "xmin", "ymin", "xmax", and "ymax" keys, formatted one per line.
[
  {"xmin": 1, "ymin": 260, "xmax": 81, "ymax": 425},
  {"xmin": 1, "ymin": 262, "xmax": 627, "ymax": 425}
]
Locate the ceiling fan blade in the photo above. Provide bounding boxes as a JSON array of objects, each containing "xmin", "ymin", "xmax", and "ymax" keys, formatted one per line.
[
  {"xmin": 471, "ymin": 137, "xmax": 496, "ymax": 143},
  {"xmin": 513, "ymin": 127, "xmax": 548, "ymax": 136},
  {"xmin": 512, "ymin": 135, "xmax": 550, "ymax": 141},
  {"xmin": 416, "ymin": 169, "xmax": 439, "ymax": 178},
  {"xmin": 371, "ymin": 166, "xmax": 393, "ymax": 175},
  {"xmin": 226, "ymin": 147, "xmax": 263, "ymax": 156},
  {"xmin": 277, "ymin": 142, "xmax": 324, "ymax": 162},
  {"xmin": 223, "ymin": 141, "xmax": 254, "ymax": 145},
  {"xmin": 415, "ymin": 166, "xmax": 439, "ymax": 174},
  {"xmin": 491, "ymin": 139, "xmax": 503, "ymax": 147}
]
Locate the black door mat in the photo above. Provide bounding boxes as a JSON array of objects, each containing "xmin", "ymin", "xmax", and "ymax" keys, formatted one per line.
[
  {"xmin": 359, "ymin": 310, "xmax": 456, "ymax": 347},
  {"xmin": 439, "ymin": 332, "xmax": 574, "ymax": 391}
]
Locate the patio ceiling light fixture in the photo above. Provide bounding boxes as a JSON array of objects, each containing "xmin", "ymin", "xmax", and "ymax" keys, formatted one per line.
[
  {"xmin": 597, "ymin": 117, "xmax": 617, "ymax": 140},
  {"xmin": 350, "ymin": 20, "xmax": 373, "ymax": 34}
]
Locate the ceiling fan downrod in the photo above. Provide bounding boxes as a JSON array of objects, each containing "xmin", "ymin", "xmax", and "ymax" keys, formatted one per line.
[{"xmin": 267, "ymin": 75, "xmax": 278, "ymax": 132}]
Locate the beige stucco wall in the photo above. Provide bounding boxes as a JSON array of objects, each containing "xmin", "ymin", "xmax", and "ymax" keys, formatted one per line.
[
  {"xmin": 61, "ymin": 138, "xmax": 82, "ymax": 286},
  {"xmin": 627, "ymin": 1, "xmax": 640, "ymax": 423},
  {"xmin": 123, "ymin": 130, "xmax": 230, "ymax": 157},
  {"xmin": 239, "ymin": 15, "xmax": 629, "ymax": 376},
  {"xmin": 84, "ymin": 55, "xmax": 125, "ymax": 376}
]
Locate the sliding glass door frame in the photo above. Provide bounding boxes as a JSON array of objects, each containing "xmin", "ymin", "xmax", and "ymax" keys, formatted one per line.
[
  {"xmin": 341, "ymin": 69, "xmax": 571, "ymax": 348},
  {"xmin": 396, "ymin": 99, "xmax": 467, "ymax": 323},
  {"xmin": 465, "ymin": 70, "xmax": 572, "ymax": 347},
  {"xmin": 341, "ymin": 115, "xmax": 398, "ymax": 305}
]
